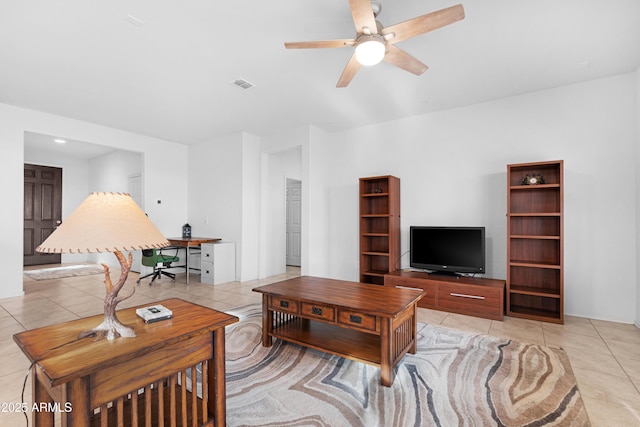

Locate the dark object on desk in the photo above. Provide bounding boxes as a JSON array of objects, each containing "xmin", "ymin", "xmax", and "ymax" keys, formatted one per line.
[
  {"xmin": 137, "ymin": 248, "xmax": 180, "ymax": 285},
  {"xmin": 182, "ymin": 223, "xmax": 192, "ymax": 238}
]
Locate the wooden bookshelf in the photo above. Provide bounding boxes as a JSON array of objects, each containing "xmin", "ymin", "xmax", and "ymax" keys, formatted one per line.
[
  {"xmin": 359, "ymin": 176, "xmax": 400, "ymax": 285},
  {"xmin": 507, "ymin": 161, "xmax": 564, "ymax": 323}
]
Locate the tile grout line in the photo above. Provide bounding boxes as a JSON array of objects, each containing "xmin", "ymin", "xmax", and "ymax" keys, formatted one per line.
[{"xmin": 588, "ymin": 318, "xmax": 640, "ymax": 396}]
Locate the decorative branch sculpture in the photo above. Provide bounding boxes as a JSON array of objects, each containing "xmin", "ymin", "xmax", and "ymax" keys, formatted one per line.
[{"xmin": 78, "ymin": 250, "xmax": 136, "ymax": 340}]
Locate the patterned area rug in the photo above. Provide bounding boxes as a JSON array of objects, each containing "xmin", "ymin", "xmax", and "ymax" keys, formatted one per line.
[
  {"xmin": 224, "ymin": 304, "xmax": 590, "ymax": 427},
  {"xmin": 24, "ymin": 264, "xmax": 104, "ymax": 280}
]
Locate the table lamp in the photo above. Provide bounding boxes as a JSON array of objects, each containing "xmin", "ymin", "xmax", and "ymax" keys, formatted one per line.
[{"xmin": 36, "ymin": 192, "xmax": 170, "ymax": 340}]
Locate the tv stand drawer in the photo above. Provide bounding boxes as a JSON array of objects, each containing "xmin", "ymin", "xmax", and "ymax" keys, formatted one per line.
[
  {"xmin": 438, "ymin": 284, "xmax": 503, "ymax": 319},
  {"xmin": 383, "ymin": 276, "xmax": 437, "ymax": 306},
  {"xmin": 384, "ymin": 271, "xmax": 505, "ymax": 321}
]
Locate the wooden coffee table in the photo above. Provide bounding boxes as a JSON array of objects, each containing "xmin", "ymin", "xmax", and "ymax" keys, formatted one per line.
[{"xmin": 253, "ymin": 276, "xmax": 425, "ymax": 386}]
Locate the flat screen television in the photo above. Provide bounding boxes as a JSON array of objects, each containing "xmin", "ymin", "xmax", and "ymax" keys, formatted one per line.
[{"xmin": 410, "ymin": 226, "xmax": 485, "ymax": 276}]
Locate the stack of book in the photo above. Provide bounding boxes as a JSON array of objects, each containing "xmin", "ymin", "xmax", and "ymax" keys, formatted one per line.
[{"xmin": 136, "ymin": 304, "xmax": 173, "ymax": 323}]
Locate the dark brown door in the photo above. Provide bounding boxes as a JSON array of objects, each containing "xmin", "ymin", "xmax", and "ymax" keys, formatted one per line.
[{"xmin": 24, "ymin": 164, "xmax": 62, "ymax": 266}]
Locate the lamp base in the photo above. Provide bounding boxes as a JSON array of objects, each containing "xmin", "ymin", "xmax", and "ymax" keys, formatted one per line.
[
  {"xmin": 79, "ymin": 250, "xmax": 137, "ymax": 340},
  {"xmin": 79, "ymin": 314, "xmax": 136, "ymax": 340}
]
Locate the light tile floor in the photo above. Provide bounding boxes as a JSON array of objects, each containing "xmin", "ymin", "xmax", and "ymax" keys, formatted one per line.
[{"xmin": 2, "ymin": 265, "xmax": 640, "ymax": 426}]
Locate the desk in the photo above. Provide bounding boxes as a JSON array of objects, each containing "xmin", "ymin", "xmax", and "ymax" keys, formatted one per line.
[
  {"xmin": 13, "ymin": 298, "xmax": 238, "ymax": 427},
  {"xmin": 167, "ymin": 237, "xmax": 221, "ymax": 284}
]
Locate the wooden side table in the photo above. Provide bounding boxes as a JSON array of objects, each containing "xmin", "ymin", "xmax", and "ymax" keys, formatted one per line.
[{"xmin": 13, "ymin": 298, "xmax": 238, "ymax": 427}]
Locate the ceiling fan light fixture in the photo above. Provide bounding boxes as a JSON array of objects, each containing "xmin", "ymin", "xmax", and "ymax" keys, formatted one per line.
[
  {"xmin": 355, "ymin": 34, "xmax": 386, "ymax": 66},
  {"xmin": 284, "ymin": 2, "xmax": 465, "ymax": 87}
]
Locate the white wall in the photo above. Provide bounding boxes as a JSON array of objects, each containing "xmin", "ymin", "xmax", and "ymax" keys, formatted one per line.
[
  {"xmin": 88, "ymin": 150, "xmax": 143, "ymax": 266},
  {"xmin": 636, "ymin": 65, "xmax": 640, "ymax": 329},
  {"xmin": 241, "ymin": 134, "xmax": 261, "ymax": 281},
  {"xmin": 304, "ymin": 126, "xmax": 334, "ymax": 278},
  {"xmin": 188, "ymin": 133, "xmax": 244, "ymax": 280},
  {"xmin": 1, "ymin": 102, "xmax": 188, "ymax": 298},
  {"xmin": 306, "ymin": 73, "xmax": 637, "ymax": 323},
  {"xmin": 89, "ymin": 150, "xmax": 141, "ymax": 193}
]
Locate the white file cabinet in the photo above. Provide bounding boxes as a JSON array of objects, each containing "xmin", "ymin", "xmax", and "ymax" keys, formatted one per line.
[{"xmin": 200, "ymin": 242, "xmax": 236, "ymax": 285}]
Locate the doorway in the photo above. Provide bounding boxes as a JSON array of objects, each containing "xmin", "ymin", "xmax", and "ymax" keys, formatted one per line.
[
  {"xmin": 24, "ymin": 164, "xmax": 62, "ymax": 266},
  {"xmin": 286, "ymin": 178, "xmax": 301, "ymax": 267},
  {"xmin": 24, "ymin": 132, "xmax": 145, "ymax": 269}
]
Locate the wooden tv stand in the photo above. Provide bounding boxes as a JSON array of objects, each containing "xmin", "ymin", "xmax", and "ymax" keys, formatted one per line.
[{"xmin": 384, "ymin": 270, "xmax": 505, "ymax": 321}]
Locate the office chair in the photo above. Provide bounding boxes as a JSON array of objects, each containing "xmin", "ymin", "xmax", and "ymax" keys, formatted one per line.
[{"xmin": 136, "ymin": 248, "xmax": 180, "ymax": 285}]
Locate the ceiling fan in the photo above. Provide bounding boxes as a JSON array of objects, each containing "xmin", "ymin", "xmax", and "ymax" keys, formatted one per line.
[{"xmin": 285, "ymin": 0, "xmax": 465, "ymax": 87}]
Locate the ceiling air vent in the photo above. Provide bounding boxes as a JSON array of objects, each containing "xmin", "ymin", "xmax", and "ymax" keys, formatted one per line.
[{"xmin": 231, "ymin": 78, "xmax": 255, "ymax": 89}]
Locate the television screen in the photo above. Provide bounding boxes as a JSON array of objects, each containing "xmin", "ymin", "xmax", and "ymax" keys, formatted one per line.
[{"xmin": 410, "ymin": 226, "xmax": 485, "ymax": 275}]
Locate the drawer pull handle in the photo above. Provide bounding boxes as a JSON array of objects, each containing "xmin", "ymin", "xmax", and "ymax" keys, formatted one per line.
[
  {"xmin": 450, "ymin": 293, "xmax": 485, "ymax": 300},
  {"xmin": 312, "ymin": 307, "xmax": 323, "ymax": 315},
  {"xmin": 349, "ymin": 315, "xmax": 362, "ymax": 324},
  {"xmin": 205, "ymin": 253, "xmax": 210, "ymax": 257},
  {"xmin": 280, "ymin": 301, "xmax": 289, "ymax": 308}
]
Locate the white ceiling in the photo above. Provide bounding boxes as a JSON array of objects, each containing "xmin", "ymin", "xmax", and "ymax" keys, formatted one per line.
[
  {"xmin": 23, "ymin": 131, "xmax": 117, "ymax": 160},
  {"xmin": 3, "ymin": 0, "xmax": 640, "ymax": 145}
]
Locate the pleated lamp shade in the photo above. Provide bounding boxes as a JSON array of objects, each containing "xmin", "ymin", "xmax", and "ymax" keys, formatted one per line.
[{"xmin": 37, "ymin": 192, "xmax": 170, "ymax": 254}]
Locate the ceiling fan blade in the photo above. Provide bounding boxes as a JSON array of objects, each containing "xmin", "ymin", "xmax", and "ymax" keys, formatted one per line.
[
  {"xmin": 348, "ymin": 0, "xmax": 378, "ymax": 34},
  {"xmin": 336, "ymin": 53, "xmax": 362, "ymax": 88},
  {"xmin": 383, "ymin": 44, "xmax": 428, "ymax": 75},
  {"xmin": 382, "ymin": 4, "xmax": 465, "ymax": 44},
  {"xmin": 285, "ymin": 39, "xmax": 355, "ymax": 49}
]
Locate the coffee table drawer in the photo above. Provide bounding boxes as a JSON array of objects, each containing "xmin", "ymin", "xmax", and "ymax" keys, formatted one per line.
[
  {"xmin": 301, "ymin": 303, "xmax": 335, "ymax": 322},
  {"xmin": 269, "ymin": 296, "xmax": 299, "ymax": 314},
  {"xmin": 337, "ymin": 310, "xmax": 377, "ymax": 332}
]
